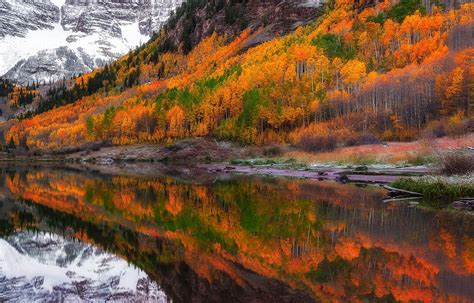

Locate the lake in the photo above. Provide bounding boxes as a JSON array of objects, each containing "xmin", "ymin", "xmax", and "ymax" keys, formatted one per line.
[{"xmin": 0, "ymin": 164, "xmax": 473, "ymax": 302}]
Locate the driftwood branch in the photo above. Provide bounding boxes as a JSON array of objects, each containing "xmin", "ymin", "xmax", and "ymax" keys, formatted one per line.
[
  {"xmin": 382, "ymin": 185, "xmax": 423, "ymax": 196},
  {"xmin": 383, "ymin": 197, "xmax": 423, "ymax": 203}
]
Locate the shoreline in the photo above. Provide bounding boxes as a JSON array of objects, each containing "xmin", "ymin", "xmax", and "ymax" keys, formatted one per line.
[
  {"xmin": 0, "ymin": 153, "xmax": 432, "ymax": 184},
  {"xmin": 0, "ymin": 135, "xmax": 471, "ymax": 211},
  {"xmin": 0, "ymin": 157, "xmax": 420, "ymax": 183},
  {"xmin": 200, "ymin": 163, "xmax": 429, "ymax": 184},
  {"xmin": 0, "ymin": 136, "xmax": 452, "ymax": 185},
  {"xmin": 0, "ymin": 155, "xmax": 471, "ymax": 213}
]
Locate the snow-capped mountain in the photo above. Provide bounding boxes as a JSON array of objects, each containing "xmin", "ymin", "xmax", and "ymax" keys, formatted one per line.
[
  {"xmin": 0, "ymin": 0, "xmax": 182, "ymax": 85},
  {"xmin": 0, "ymin": 231, "xmax": 167, "ymax": 302}
]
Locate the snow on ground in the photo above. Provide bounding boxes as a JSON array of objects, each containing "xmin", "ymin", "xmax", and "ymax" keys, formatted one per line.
[
  {"xmin": 301, "ymin": 0, "xmax": 324, "ymax": 7},
  {"xmin": 0, "ymin": 23, "xmax": 69, "ymax": 75},
  {"xmin": 49, "ymin": 0, "xmax": 65, "ymax": 8},
  {"xmin": 121, "ymin": 21, "xmax": 148, "ymax": 48},
  {"xmin": 0, "ymin": 9, "xmax": 149, "ymax": 76}
]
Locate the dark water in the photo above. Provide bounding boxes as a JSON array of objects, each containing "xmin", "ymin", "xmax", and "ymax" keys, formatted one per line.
[{"xmin": 0, "ymin": 164, "xmax": 473, "ymax": 302}]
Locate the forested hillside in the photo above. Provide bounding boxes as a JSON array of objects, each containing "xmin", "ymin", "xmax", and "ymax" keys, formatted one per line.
[
  {"xmin": 5, "ymin": 0, "xmax": 473, "ymax": 150},
  {"xmin": 0, "ymin": 78, "xmax": 14, "ymax": 98}
]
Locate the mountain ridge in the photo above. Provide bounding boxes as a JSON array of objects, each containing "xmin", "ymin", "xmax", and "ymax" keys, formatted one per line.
[{"xmin": 0, "ymin": 0, "xmax": 182, "ymax": 84}]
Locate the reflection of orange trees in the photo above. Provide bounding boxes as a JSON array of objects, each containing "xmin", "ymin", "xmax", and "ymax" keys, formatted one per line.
[
  {"xmin": 462, "ymin": 237, "xmax": 474, "ymax": 274},
  {"xmin": 325, "ymin": 243, "xmax": 439, "ymax": 302},
  {"xmin": 6, "ymin": 172, "xmax": 87, "ymax": 216},
  {"xmin": 5, "ymin": 171, "xmax": 474, "ymax": 301},
  {"xmin": 335, "ymin": 238, "xmax": 361, "ymax": 261},
  {"xmin": 165, "ymin": 184, "xmax": 183, "ymax": 216},
  {"xmin": 312, "ymin": 228, "xmax": 443, "ymax": 302},
  {"xmin": 429, "ymin": 227, "xmax": 474, "ymax": 277},
  {"xmin": 113, "ymin": 189, "xmax": 154, "ymax": 218},
  {"xmin": 439, "ymin": 228, "xmax": 456, "ymax": 258}
]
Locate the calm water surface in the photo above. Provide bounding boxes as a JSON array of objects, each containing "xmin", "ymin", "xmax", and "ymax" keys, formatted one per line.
[{"xmin": 0, "ymin": 164, "xmax": 473, "ymax": 302}]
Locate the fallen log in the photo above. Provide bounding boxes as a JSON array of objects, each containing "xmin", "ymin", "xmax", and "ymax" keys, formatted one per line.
[
  {"xmin": 383, "ymin": 197, "xmax": 423, "ymax": 203},
  {"xmin": 382, "ymin": 185, "xmax": 423, "ymax": 196}
]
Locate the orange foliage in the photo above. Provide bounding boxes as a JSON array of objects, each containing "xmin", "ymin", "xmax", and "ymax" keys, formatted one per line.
[
  {"xmin": 4, "ymin": 3, "xmax": 473, "ymax": 148},
  {"xmin": 2, "ymin": 168, "xmax": 473, "ymax": 301}
]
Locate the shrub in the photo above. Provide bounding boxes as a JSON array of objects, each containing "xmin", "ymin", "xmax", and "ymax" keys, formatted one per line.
[
  {"xmin": 459, "ymin": 118, "xmax": 474, "ymax": 133},
  {"xmin": 448, "ymin": 117, "xmax": 474, "ymax": 137},
  {"xmin": 262, "ymin": 145, "xmax": 282, "ymax": 157},
  {"xmin": 441, "ymin": 153, "xmax": 474, "ymax": 175},
  {"xmin": 406, "ymin": 153, "xmax": 436, "ymax": 166},
  {"xmin": 345, "ymin": 133, "xmax": 381, "ymax": 146},
  {"xmin": 422, "ymin": 121, "xmax": 447, "ymax": 139},
  {"xmin": 298, "ymin": 134, "xmax": 337, "ymax": 153}
]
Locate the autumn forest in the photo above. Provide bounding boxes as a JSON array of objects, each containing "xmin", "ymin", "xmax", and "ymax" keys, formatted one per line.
[
  {"xmin": 0, "ymin": 0, "xmax": 473, "ymax": 301},
  {"xmin": 3, "ymin": 0, "xmax": 473, "ymax": 150}
]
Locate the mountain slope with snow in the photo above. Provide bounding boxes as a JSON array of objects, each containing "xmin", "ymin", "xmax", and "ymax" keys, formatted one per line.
[{"xmin": 0, "ymin": 0, "xmax": 182, "ymax": 84}]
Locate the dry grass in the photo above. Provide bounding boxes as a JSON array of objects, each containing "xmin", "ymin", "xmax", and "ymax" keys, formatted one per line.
[
  {"xmin": 297, "ymin": 134, "xmax": 337, "ymax": 153},
  {"xmin": 441, "ymin": 153, "xmax": 474, "ymax": 175},
  {"xmin": 284, "ymin": 134, "xmax": 474, "ymax": 165}
]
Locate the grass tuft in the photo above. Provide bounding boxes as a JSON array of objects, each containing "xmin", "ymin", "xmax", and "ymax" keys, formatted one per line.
[
  {"xmin": 391, "ymin": 175, "xmax": 474, "ymax": 208},
  {"xmin": 230, "ymin": 157, "xmax": 308, "ymax": 169},
  {"xmin": 440, "ymin": 152, "xmax": 474, "ymax": 175}
]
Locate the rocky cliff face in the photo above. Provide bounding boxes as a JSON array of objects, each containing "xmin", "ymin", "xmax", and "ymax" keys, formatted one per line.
[
  {"xmin": 0, "ymin": 0, "xmax": 182, "ymax": 84},
  {"xmin": 0, "ymin": 0, "xmax": 60, "ymax": 38},
  {"xmin": 154, "ymin": 0, "xmax": 321, "ymax": 55},
  {"xmin": 0, "ymin": 231, "xmax": 167, "ymax": 302}
]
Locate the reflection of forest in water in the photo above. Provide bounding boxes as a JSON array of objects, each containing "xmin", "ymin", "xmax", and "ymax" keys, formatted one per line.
[{"xmin": 0, "ymin": 165, "xmax": 473, "ymax": 302}]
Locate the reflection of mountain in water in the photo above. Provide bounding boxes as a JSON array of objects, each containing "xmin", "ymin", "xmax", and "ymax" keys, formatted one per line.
[
  {"xmin": 0, "ymin": 164, "xmax": 473, "ymax": 302},
  {"xmin": 0, "ymin": 231, "xmax": 166, "ymax": 302}
]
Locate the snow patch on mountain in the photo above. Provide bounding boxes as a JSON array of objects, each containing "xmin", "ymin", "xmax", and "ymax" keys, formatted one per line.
[
  {"xmin": 0, "ymin": 23, "xmax": 70, "ymax": 75},
  {"xmin": 50, "ymin": 0, "xmax": 65, "ymax": 7},
  {"xmin": 0, "ymin": 0, "xmax": 182, "ymax": 84},
  {"xmin": 121, "ymin": 21, "xmax": 148, "ymax": 47}
]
